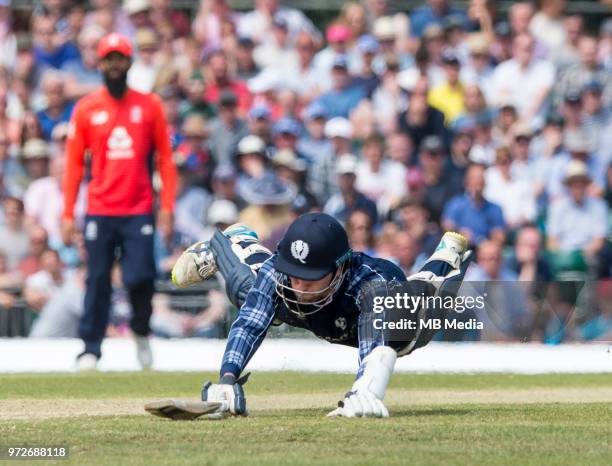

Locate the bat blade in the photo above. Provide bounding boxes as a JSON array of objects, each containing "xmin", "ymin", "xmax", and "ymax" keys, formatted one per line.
[{"xmin": 145, "ymin": 399, "xmax": 223, "ymax": 420}]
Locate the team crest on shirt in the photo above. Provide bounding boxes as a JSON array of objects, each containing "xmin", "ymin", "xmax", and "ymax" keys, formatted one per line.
[
  {"xmin": 106, "ymin": 126, "xmax": 135, "ymax": 159},
  {"xmin": 290, "ymin": 240, "xmax": 309, "ymax": 264},
  {"xmin": 130, "ymin": 106, "xmax": 142, "ymax": 123},
  {"xmin": 91, "ymin": 110, "xmax": 109, "ymax": 125}
]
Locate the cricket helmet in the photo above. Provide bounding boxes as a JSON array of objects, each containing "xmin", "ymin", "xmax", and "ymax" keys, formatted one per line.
[{"xmin": 274, "ymin": 213, "xmax": 351, "ymax": 316}]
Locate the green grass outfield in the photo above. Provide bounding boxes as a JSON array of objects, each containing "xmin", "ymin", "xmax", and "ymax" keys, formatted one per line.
[{"xmin": 1, "ymin": 372, "xmax": 611, "ymax": 465}]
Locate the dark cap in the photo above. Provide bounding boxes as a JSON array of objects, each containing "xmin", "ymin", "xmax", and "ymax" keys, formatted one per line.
[
  {"xmin": 272, "ymin": 15, "xmax": 288, "ymax": 30},
  {"xmin": 564, "ymin": 90, "xmax": 582, "ymax": 104},
  {"xmin": 238, "ymin": 36, "xmax": 255, "ymax": 48},
  {"xmin": 275, "ymin": 213, "xmax": 350, "ymax": 280},
  {"xmin": 290, "ymin": 193, "xmax": 319, "ymax": 215},
  {"xmin": 441, "ymin": 49, "xmax": 460, "ymax": 65},
  {"xmin": 213, "ymin": 164, "xmax": 237, "ymax": 181},
  {"xmin": 494, "ymin": 21, "xmax": 511, "ymax": 38},
  {"xmin": 583, "ymin": 80, "xmax": 603, "ymax": 94},
  {"xmin": 332, "ymin": 54, "xmax": 349, "ymax": 70},
  {"xmin": 219, "ymin": 90, "xmax": 238, "ymax": 107},
  {"xmin": 420, "ymin": 135, "xmax": 444, "ymax": 153}
]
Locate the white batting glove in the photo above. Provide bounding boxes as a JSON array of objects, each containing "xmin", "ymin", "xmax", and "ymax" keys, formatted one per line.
[
  {"xmin": 202, "ymin": 373, "xmax": 250, "ymax": 416},
  {"xmin": 327, "ymin": 388, "xmax": 389, "ymax": 418}
]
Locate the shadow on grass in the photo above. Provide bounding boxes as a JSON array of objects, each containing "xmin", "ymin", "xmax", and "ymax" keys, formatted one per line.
[{"xmin": 391, "ymin": 407, "xmax": 473, "ymax": 418}]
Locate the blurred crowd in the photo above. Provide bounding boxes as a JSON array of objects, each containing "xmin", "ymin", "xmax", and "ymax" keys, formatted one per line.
[{"xmin": 0, "ymin": 0, "xmax": 611, "ymax": 342}]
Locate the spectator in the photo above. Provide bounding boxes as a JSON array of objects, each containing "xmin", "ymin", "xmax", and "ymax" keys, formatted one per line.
[
  {"xmin": 0, "ymin": 197, "xmax": 30, "ymax": 269},
  {"xmin": 235, "ymin": 135, "xmax": 269, "ymax": 192},
  {"xmin": 418, "ymin": 135, "xmax": 462, "ymax": 223},
  {"xmin": 149, "ymin": 0, "xmax": 190, "ymax": 39},
  {"xmin": 323, "ymin": 154, "xmax": 377, "ymax": 226},
  {"xmin": 316, "ymin": 55, "xmax": 367, "ymax": 119},
  {"xmin": 428, "ymin": 50, "xmax": 464, "ymax": 124},
  {"xmin": 460, "ymin": 33, "xmax": 495, "ymax": 104},
  {"xmin": 271, "ymin": 149, "xmax": 313, "ymax": 200},
  {"xmin": 151, "ymin": 288, "xmax": 227, "ymax": 338},
  {"xmin": 386, "ymin": 131, "xmax": 414, "ymax": 166},
  {"xmin": 466, "ymin": 240, "xmax": 530, "ymax": 340},
  {"xmin": 556, "ymin": 36, "xmax": 612, "ymax": 111},
  {"xmin": 508, "ymin": 123, "xmax": 536, "ymax": 181},
  {"xmin": 448, "ymin": 126, "xmax": 472, "ymax": 176},
  {"xmin": 63, "ymin": 25, "xmax": 105, "ymax": 100},
  {"xmin": 546, "ymin": 160, "xmax": 608, "ymax": 258},
  {"xmin": 392, "ymin": 230, "xmax": 420, "ymax": 276},
  {"xmin": 235, "ymin": 37, "xmax": 260, "ymax": 81},
  {"xmin": 19, "ymin": 225, "xmax": 49, "ymax": 279},
  {"xmin": 208, "ymin": 90, "xmax": 249, "ymax": 165},
  {"xmin": 173, "ymin": 159, "xmax": 213, "ymax": 244},
  {"xmin": 443, "ymin": 163, "xmax": 506, "ymax": 244},
  {"xmin": 507, "ymin": 225, "xmax": 554, "ymax": 283},
  {"xmin": 174, "ymin": 114, "xmax": 214, "ymax": 188},
  {"xmin": 20, "ymin": 138, "xmax": 51, "ymax": 186},
  {"xmin": 352, "ymin": 35, "xmax": 382, "ymax": 98},
  {"xmin": 346, "ymin": 209, "xmax": 376, "ymax": 255},
  {"xmin": 24, "ymin": 154, "xmax": 85, "ymax": 245},
  {"xmin": 454, "ymin": 84, "xmax": 490, "ymax": 134},
  {"xmin": 203, "ymin": 50, "xmax": 252, "ymax": 115},
  {"xmin": 253, "ymin": 16, "xmax": 297, "ymax": 71},
  {"xmin": 485, "ymin": 146, "xmax": 536, "ymax": 230},
  {"xmin": 581, "ymin": 81, "xmax": 611, "ymax": 145},
  {"xmin": 546, "ymin": 130, "xmax": 605, "ymax": 200},
  {"xmin": 23, "ymin": 248, "xmax": 66, "ymax": 312},
  {"xmin": 126, "ymin": 28, "xmax": 160, "ymax": 93},
  {"xmin": 28, "ymin": 257, "xmax": 85, "ymax": 338},
  {"xmin": 247, "ymin": 104, "xmax": 273, "ymax": 147},
  {"xmin": 313, "ymin": 23, "xmax": 355, "ymax": 77},
  {"xmin": 490, "ymin": 33, "xmax": 555, "ymax": 129},
  {"xmin": 0, "ymin": 0, "xmax": 16, "ymax": 71},
  {"xmin": 123, "ymin": 0, "xmax": 154, "ymax": 40},
  {"xmin": 356, "ymin": 134, "xmax": 407, "ymax": 216},
  {"xmin": 179, "ymin": 71, "xmax": 216, "ymax": 121},
  {"xmin": 272, "ymin": 117, "xmax": 303, "ymax": 155},
  {"xmin": 211, "ymin": 164, "xmax": 246, "ymax": 210},
  {"xmin": 397, "ymin": 79, "xmax": 446, "ymax": 152},
  {"xmin": 36, "ymin": 71, "xmax": 75, "ymax": 140},
  {"xmin": 410, "ymin": 0, "xmax": 468, "ymax": 39},
  {"xmin": 297, "ymin": 102, "xmax": 332, "ymax": 165},
  {"xmin": 491, "ymin": 103, "xmax": 518, "ymax": 146},
  {"xmin": 238, "ymin": 173, "xmax": 296, "ymax": 241},
  {"xmin": 309, "ymin": 117, "xmax": 353, "ymax": 203},
  {"xmin": 237, "ymin": 0, "xmax": 318, "ymax": 46},
  {"xmin": 32, "ymin": 14, "xmax": 80, "ymax": 70},
  {"xmin": 393, "ymin": 198, "xmax": 442, "ymax": 258},
  {"xmin": 529, "ymin": 0, "xmax": 567, "ymax": 55}
]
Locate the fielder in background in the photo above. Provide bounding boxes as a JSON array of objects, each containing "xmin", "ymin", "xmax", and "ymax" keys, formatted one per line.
[
  {"xmin": 166, "ymin": 213, "xmax": 471, "ymax": 418},
  {"xmin": 62, "ymin": 33, "xmax": 177, "ymax": 370}
]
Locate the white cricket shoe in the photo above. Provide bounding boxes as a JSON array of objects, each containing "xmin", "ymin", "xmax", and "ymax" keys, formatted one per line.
[
  {"xmin": 135, "ymin": 335, "xmax": 153, "ymax": 370},
  {"xmin": 171, "ymin": 223, "xmax": 261, "ymax": 288},
  {"xmin": 429, "ymin": 232, "xmax": 469, "ymax": 269},
  {"xmin": 76, "ymin": 352, "xmax": 99, "ymax": 371}
]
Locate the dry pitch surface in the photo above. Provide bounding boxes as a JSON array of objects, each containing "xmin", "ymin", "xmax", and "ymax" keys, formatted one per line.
[{"xmin": 1, "ymin": 372, "xmax": 611, "ymax": 465}]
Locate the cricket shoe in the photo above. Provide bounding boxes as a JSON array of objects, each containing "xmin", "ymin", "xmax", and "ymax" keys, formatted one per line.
[
  {"xmin": 76, "ymin": 352, "xmax": 99, "ymax": 371},
  {"xmin": 135, "ymin": 335, "xmax": 153, "ymax": 370},
  {"xmin": 171, "ymin": 223, "xmax": 263, "ymax": 288},
  {"xmin": 428, "ymin": 232, "xmax": 469, "ymax": 269}
]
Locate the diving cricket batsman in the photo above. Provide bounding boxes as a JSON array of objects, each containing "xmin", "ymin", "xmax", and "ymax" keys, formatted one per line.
[{"xmin": 169, "ymin": 213, "xmax": 470, "ymax": 418}]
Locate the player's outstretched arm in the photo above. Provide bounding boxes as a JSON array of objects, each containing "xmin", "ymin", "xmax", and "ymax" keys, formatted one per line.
[{"xmin": 202, "ymin": 260, "xmax": 278, "ymax": 416}]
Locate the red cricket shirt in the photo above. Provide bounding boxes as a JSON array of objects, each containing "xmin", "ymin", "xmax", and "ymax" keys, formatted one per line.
[{"xmin": 63, "ymin": 87, "xmax": 177, "ymax": 219}]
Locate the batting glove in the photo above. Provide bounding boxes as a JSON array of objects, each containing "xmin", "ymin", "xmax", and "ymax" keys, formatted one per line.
[
  {"xmin": 328, "ymin": 388, "xmax": 389, "ymax": 418},
  {"xmin": 202, "ymin": 373, "xmax": 250, "ymax": 416}
]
